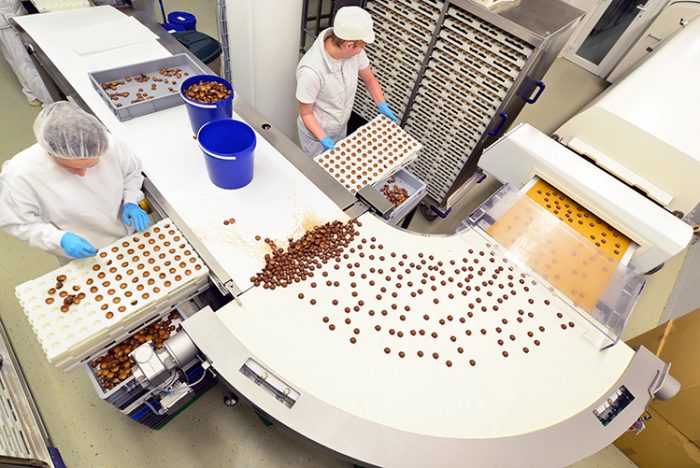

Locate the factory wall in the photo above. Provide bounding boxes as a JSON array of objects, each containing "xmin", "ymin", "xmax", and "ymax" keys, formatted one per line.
[{"xmin": 226, "ymin": 0, "xmax": 303, "ymax": 140}]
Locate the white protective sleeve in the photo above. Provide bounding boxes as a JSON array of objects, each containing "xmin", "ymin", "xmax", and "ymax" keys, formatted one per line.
[
  {"xmin": 0, "ymin": 177, "xmax": 65, "ymax": 253},
  {"xmin": 114, "ymin": 137, "xmax": 145, "ymax": 206}
]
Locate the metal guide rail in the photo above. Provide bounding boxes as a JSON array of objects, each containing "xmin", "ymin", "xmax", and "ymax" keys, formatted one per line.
[{"xmin": 0, "ymin": 316, "xmax": 53, "ymax": 467}]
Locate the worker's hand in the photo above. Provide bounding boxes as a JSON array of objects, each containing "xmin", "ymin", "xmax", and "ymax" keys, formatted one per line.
[
  {"xmin": 60, "ymin": 232, "xmax": 97, "ymax": 259},
  {"xmin": 377, "ymin": 101, "xmax": 398, "ymax": 122},
  {"xmin": 121, "ymin": 203, "xmax": 151, "ymax": 232},
  {"xmin": 320, "ymin": 136, "xmax": 335, "ymax": 151}
]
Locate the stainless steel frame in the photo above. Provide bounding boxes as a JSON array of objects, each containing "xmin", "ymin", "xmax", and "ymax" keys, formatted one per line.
[{"xmin": 0, "ymin": 313, "xmax": 53, "ymax": 467}]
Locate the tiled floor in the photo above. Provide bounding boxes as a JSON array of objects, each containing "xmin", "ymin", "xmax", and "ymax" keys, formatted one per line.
[{"xmin": 0, "ymin": 1, "xmax": 687, "ymax": 466}]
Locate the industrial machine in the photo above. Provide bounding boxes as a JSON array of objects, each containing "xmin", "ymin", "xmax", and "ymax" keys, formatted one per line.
[
  {"xmin": 351, "ymin": 0, "xmax": 585, "ymax": 218},
  {"xmin": 9, "ymin": 3, "xmax": 699, "ymax": 467},
  {"xmin": 607, "ymin": 0, "xmax": 700, "ymax": 82}
]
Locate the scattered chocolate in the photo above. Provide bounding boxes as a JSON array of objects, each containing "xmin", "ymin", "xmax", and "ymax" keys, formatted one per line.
[{"xmin": 252, "ymin": 220, "xmax": 360, "ymax": 289}]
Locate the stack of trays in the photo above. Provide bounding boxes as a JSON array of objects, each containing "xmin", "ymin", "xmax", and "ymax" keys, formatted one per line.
[
  {"xmin": 314, "ymin": 115, "xmax": 422, "ymax": 194},
  {"xmin": 15, "ymin": 219, "xmax": 209, "ymax": 371}
]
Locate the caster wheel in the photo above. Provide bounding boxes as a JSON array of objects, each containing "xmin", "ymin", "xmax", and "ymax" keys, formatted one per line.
[{"xmin": 420, "ymin": 202, "xmax": 438, "ymax": 222}]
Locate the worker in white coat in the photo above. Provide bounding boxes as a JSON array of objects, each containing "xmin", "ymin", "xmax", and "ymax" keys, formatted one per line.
[
  {"xmin": 0, "ymin": 101, "xmax": 150, "ymax": 260},
  {"xmin": 0, "ymin": 0, "xmax": 53, "ymax": 106},
  {"xmin": 296, "ymin": 6, "xmax": 397, "ymax": 157}
]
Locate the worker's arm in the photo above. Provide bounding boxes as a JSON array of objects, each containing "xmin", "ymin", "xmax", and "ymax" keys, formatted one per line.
[
  {"xmin": 113, "ymin": 136, "xmax": 145, "ymax": 205},
  {"xmin": 0, "ymin": 182, "xmax": 67, "ymax": 253},
  {"xmin": 296, "ymin": 67, "xmax": 331, "ymax": 141},
  {"xmin": 296, "ymin": 67, "xmax": 334, "ymax": 150},
  {"xmin": 359, "ymin": 65, "xmax": 398, "ymax": 122},
  {"xmin": 358, "ymin": 65, "xmax": 385, "ymax": 106},
  {"xmin": 299, "ymin": 102, "xmax": 329, "ymax": 141},
  {"xmin": 112, "ymin": 137, "xmax": 150, "ymax": 231}
]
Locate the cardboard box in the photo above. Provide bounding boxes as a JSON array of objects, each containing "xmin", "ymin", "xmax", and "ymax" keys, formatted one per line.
[
  {"xmin": 626, "ymin": 321, "xmax": 666, "ymax": 354},
  {"xmin": 625, "ymin": 308, "xmax": 700, "ymax": 448},
  {"xmin": 614, "ymin": 408, "xmax": 700, "ymax": 467},
  {"xmin": 654, "ymin": 388, "xmax": 700, "ymax": 448}
]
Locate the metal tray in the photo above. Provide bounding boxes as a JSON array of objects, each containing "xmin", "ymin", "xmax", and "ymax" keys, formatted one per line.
[
  {"xmin": 88, "ymin": 53, "xmax": 207, "ymax": 121},
  {"xmin": 374, "ymin": 168, "xmax": 427, "ymax": 225},
  {"xmin": 84, "ymin": 311, "xmax": 185, "ymax": 410}
]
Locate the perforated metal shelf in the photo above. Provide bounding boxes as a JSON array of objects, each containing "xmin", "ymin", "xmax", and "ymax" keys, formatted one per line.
[
  {"xmin": 353, "ymin": 0, "xmax": 441, "ymax": 122},
  {"xmin": 353, "ymin": 0, "xmax": 576, "ymax": 206},
  {"xmin": 407, "ymin": 3, "xmax": 535, "ymax": 202},
  {"xmin": 0, "ymin": 317, "xmax": 52, "ymax": 466}
]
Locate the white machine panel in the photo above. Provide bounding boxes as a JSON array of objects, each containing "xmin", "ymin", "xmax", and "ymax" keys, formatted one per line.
[
  {"xmin": 557, "ymin": 17, "xmax": 700, "ymax": 215},
  {"xmin": 479, "ymin": 124, "xmax": 692, "ymax": 273}
]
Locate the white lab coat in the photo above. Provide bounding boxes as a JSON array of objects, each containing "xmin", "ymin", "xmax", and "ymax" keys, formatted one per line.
[
  {"xmin": 0, "ymin": 135, "xmax": 145, "ymax": 257},
  {"xmin": 296, "ymin": 28, "xmax": 370, "ymax": 157},
  {"xmin": 0, "ymin": 0, "xmax": 52, "ymax": 104}
]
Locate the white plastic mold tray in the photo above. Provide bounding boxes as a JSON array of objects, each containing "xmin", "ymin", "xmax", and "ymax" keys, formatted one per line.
[
  {"xmin": 314, "ymin": 115, "xmax": 422, "ymax": 194},
  {"xmin": 15, "ymin": 219, "xmax": 209, "ymax": 371}
]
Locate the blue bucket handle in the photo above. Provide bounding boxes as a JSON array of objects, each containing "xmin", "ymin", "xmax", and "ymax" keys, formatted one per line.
[{"xmin": 199, "ymin": 147, "xmax": 239, "ymax": 160}]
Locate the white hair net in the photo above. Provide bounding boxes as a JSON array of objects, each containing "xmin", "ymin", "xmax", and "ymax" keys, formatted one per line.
[{"xmin": 33, "ymin": 101, "xmax": 109, "ymax": 159}]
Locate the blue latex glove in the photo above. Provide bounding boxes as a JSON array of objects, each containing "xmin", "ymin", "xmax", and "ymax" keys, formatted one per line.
[
  {"xmin": 60, "ymin": 232, "xmax": 97, "ymax": 258},
  {"xmin": 121, "ymin": 203, "xmax": 151, "ymax": 232},
  {"xmin": 377, "ymin": 101, "xmax": 398, "ymax": 122},
  {"xmin": 320, "ymin": 136, "xmax": 335, "ymax": 151}
]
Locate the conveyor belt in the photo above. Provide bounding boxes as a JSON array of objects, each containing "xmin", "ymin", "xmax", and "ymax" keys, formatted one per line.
[{"xmin": 215, "ymin": 213, "xmax": 633, "ymax": 439}]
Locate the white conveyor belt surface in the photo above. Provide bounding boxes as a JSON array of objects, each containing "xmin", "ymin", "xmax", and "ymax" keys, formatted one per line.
[
  {"xmin": 212, "ymin": 213, "xmax": 634, "ymax": 439},
  {"xmin": 14, "ymin": 7, "xmax": 346, "ymax": 292}
]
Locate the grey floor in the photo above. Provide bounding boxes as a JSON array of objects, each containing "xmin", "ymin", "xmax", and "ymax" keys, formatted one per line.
[{"xmin": 0, "ymin": 1, "xmax": 687, "ymax": 467}]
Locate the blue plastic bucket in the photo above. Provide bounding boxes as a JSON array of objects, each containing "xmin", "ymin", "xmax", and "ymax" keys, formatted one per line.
[
  {"xmin": 162, "ymin": 23, "xmax": 186, "ymax": 33},
  {"xmin": 197, "ymin": 119, "xmax": 256, "ymax": 189},
  {"xmin": 180, "ymin": 75, "xmax": 233, "ymax": 134},
  {"xmin": 167, "ymin": 11, "xmax": 197, "ymax": 31}
]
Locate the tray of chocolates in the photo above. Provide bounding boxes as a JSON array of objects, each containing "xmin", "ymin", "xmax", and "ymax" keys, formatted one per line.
[
  {"xmin": 15, "ymin": 219, "xmax": 209, "ymax": 371},
  {"xmin": 314, "ymin": 115, "xmax": 422, "ymax": 194}
]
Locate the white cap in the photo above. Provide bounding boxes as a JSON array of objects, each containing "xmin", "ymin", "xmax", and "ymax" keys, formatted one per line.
[{"xmin": 333, "ymin": 7, "xmax": 375, "ymax": 44}]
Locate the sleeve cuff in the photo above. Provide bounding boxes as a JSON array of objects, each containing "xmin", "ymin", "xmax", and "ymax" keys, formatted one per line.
[
  {"xmin": 50, "ymin": 229, "xmax": 67, "ymax": 252},
  {"xmin": 122, "ymin": 191, "xmax": 144, "ymax": 206}
]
